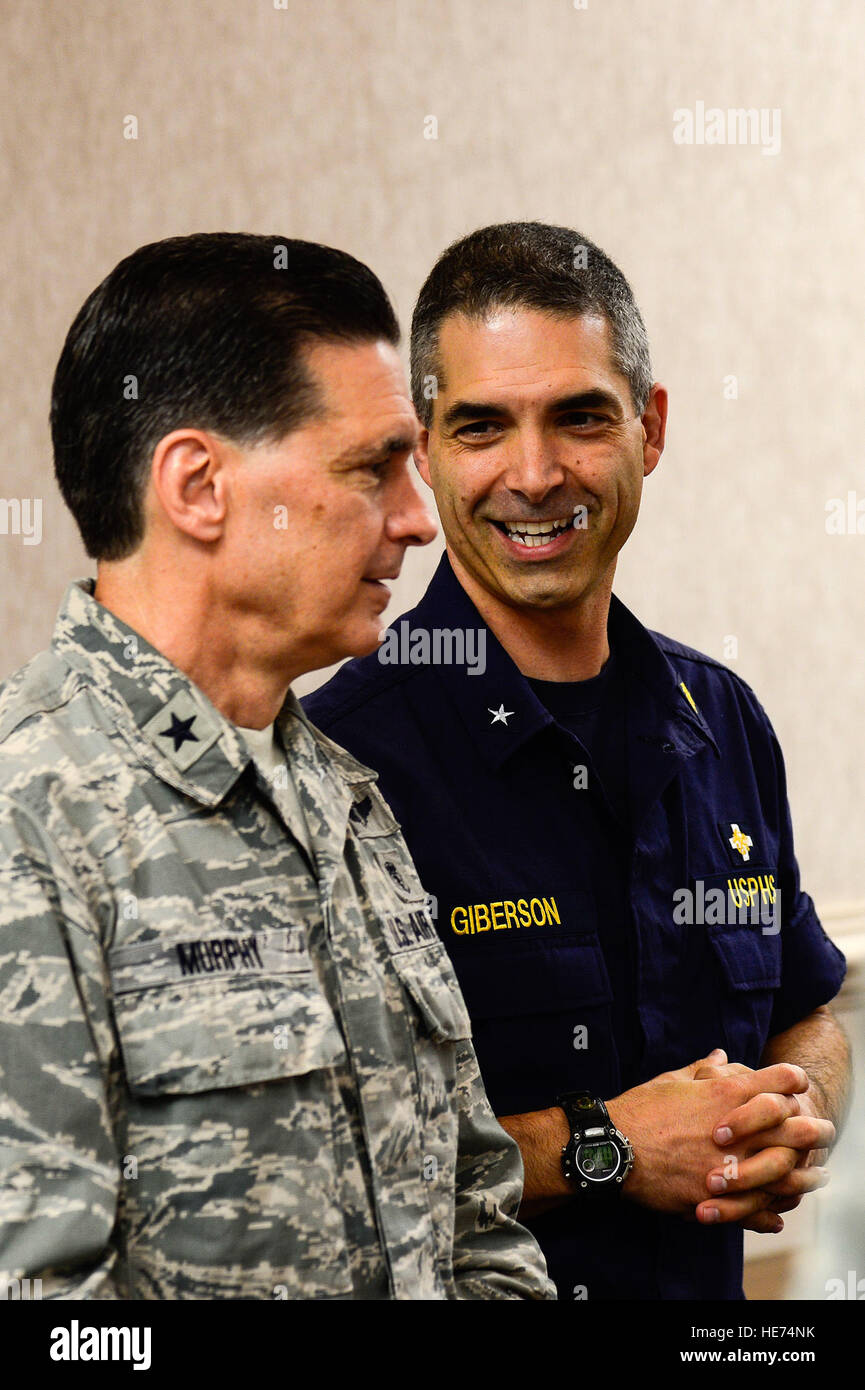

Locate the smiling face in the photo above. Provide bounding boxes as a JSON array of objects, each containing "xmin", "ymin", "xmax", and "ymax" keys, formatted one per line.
[
  {"xmin": 221, "ymin": 337, "xmax": 437, "ymax": 678},
  {"xmin": 414, "ymin": 308, "xmax": 666, "ymax": 619}
]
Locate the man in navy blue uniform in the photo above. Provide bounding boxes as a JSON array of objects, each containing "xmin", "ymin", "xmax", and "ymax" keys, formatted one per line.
[{"xmin": 304, "ymin": 223, "xmax": 850, "ymax": 1299}]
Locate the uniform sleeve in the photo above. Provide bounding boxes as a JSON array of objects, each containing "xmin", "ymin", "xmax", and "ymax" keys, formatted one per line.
[
  {"xmin": 0, "ymin": 798, "xmax": 122, "ymax": 1299},
  {"xmin": 757, "ymin": 715, "xmax": 847, "ymax": 1036},
  {"xmin": 451, "ymin": 1038, "xmax": 556, "ymax": 1300}
]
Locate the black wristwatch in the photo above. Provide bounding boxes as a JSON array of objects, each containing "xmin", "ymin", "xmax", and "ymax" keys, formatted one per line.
[{"xmin": 557, "ymin": 1090, "xmax": 634, "ymax": 1194}]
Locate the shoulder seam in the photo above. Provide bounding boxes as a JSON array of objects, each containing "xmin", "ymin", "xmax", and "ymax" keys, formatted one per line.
[
  {"xmin": 0, "ymin": 791, "xmax": 99, "ymax": 918},
  {"xmin": 652, "ymin": 635, "xmax": 767, "ymax": 719},
  {"xmin": 307, "ymin": 661, "xmax": 420, "ymax": 725},
  {"xmin": 652, "ymin": 633, "xmax": 734, "ymax": 675},
  {"xmin": 0, "ymin": 663, "xmax": 87, "ymax": 745}
]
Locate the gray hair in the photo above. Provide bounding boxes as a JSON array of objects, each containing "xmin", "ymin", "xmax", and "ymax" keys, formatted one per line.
[{"xmin": 410, "ymin": 221, "xmax": 653, "ymax": 427}]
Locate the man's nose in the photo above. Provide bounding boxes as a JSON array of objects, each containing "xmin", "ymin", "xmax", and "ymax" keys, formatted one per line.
[
  {"xmin": 386, "ymin": 465, "xmax": 438, "ymax": 547},
  {"xmin": 504, "ymin": 432, "xmax": 566, "ymax": 503}
]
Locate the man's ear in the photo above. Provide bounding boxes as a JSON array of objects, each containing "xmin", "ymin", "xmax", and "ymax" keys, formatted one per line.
[
  {"xmin": 641, "ymin": 384, "xmax": 668, "ymax": 478},
  {"xmin": 413, "ymin": 427, "xmax": 433, "ymax": 488},
  {"xmin": 150, "ymin": 429, "xmax": 228, "ymax": 542}
]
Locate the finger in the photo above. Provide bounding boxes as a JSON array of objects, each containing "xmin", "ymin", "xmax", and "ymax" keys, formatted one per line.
[
  {"xmin": 745, "ymin": 1063, "xmax": 809, "ymax": 1097},
  {"xmin": 706, "ymin": 1147, "xmax": 797, "ymax": 1194},
  {"xmin": 693, "ymin": 1062, "xmax": 753, "ymax": 1080},
  {"xmin": 763, "ymin": 1196, "xmax": 802, "ymax": 1214},
  {"xmin": 741, "ymin": 1210, "xmax": 785, "ymax": 1235},
  {"xmin": 697, "ymin": 1190, "xmax": 775, "ymax": 1225},
  {"xmin": 761, "ymin": 1167, "xmax": 830, "ymax": 1199},
  {"xmin": 681, "ymin": 1048, "xmax": 728, "ymax": 1079},
  {"xmin": 751, "ymin": 1116, "xmax": 836, "ymax": 1153},
  {"xmin": 714, "ymin": 1091, "xmax": 801, "ymax": 1144},
  {"xmin": 760, "ymin": 1062, "xmax": 809, "ymax": 1090},
  {"xmin": 741, "ymin": 1191, "xmax": 804, "ymax": 1227}
]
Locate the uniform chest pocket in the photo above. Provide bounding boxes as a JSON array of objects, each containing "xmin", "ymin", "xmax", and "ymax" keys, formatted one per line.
[
  {"xmin": 108, "ymin": 927, "xmax": 346, "ymax": 1095},
  {"xmin": 706, "ymin": 924, "xmax": 782, "ymax": 1065},
  {"xmin": 387, "ymin": 938, "xmax": 473, "ymax": 1043},
  {"xmin": 441, "ymin": 882, "xmax": 611, "ymax": 1021},
  {"xmin": 452, "ymin": 930, "xmax": 614, "ymax": 1021},
  {"xmin": 109, "ymin": 927, "xmax": 355, "ymax": 1300},
  {"xmin": 448, "ymin": 930, "xmax": 619, "ymax": 1110},
  {"xmin": 707, "ymin": 923, "xmax": 782, "ymax": 991}
]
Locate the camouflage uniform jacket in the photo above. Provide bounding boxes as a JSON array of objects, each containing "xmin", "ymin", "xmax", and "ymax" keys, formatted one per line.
[{"xmin": 0, "ymin": 580, "xmax": 554, "ymax": 1301}]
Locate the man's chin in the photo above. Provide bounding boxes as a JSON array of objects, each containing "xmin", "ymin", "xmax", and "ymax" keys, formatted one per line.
[
  {"xmin": 460, "ymin": 545, "xmax": 589, "ymax": 613},
  {"xmin": 330, "ymin": 623, "xmax": 386, "ymax": 663},
  {"xmin": 289, "ymin": 624, "xmax": 384, "ymax": 684},
  {"xmin": 349, "ymin": 628, "xmax": 386, "ymax": 659},
  {"xmin": 493, "ymin": 573, "xmax": 588, "ymax": 612}
]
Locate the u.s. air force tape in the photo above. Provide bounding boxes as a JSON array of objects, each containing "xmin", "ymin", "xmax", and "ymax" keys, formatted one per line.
[{"xmin": 383, "ymin": 909, "xmax": 438, "ymax": 953}]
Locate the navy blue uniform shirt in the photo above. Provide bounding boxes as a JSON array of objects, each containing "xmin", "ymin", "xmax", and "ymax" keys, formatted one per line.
[{"xmin": 304, "ymin": 555, "xmax": 846, "ymax": 1300}]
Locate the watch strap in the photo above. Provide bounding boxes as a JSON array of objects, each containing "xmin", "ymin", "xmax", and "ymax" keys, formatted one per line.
[{"xmin": 557, "ymin": 1090, "xmax": 610, "ymax": 1137}]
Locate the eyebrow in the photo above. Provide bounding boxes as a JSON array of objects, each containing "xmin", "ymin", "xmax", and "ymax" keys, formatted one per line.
[
  {"xmin": 441, "ymin": 389, "xmax": 626, "ymax": 430},
  {"xmin": 332, "ymin": 431, "xmax": 419, "ymax": 467}
]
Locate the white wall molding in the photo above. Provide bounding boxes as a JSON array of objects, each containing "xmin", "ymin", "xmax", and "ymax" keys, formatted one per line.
[{"xmin": 819, "ymin": 903, "xmax": 865, "ymax": 997}]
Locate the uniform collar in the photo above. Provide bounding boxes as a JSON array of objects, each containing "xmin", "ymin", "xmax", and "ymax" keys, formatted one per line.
[
  {"xmin": 408, "ymin": 558, "xmax": 552, "ymax": 768},
  {"xmin": 409, "ymin": 555, "xmax": 721, "ymax": 769},
  {"xmin": 52, "ymin": 580, "xmax": 378, "ymax": 807},
  {"xmin": 606, "ymin": 590, "xmax": 721, "ymax": 759}
]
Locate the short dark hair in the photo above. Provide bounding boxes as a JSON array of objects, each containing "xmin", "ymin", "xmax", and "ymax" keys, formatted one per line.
[
  {"xmin": 410, "ymin": 221, "xmax": 652, "ymax": 427},
  {"xmin": 52, "ymin": 232, "xmax": 400, "ymax": 559}
]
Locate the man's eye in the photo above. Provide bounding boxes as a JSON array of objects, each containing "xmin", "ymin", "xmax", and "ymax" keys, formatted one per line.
[
  {"xmin": 364, "ymin": 458, "xmax": 391, "ymax": 476},
  {"xmin": 456, "ymin": 422, "xmax": 502, "ymax": 440},
  {"xmin": 562, "ymin": 412, "xmax": 607, "ymax": 429}
]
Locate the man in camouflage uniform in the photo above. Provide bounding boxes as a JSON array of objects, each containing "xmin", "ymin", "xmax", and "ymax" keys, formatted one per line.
[{"xmin": 0, "ymin": 233, "xmax": 554, "ymax": 1300}]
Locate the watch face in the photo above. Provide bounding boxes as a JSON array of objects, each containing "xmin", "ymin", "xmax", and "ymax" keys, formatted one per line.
[{"xmin": 576, "ymin": 1139, "xmax": 621, "ymax": 1182}]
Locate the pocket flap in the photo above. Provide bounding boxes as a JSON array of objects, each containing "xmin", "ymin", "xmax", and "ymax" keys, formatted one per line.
[
  {"xmin": 390, "ymin": 942, "xmax": 472, "ymax": 1042},
  {"xmin": 109, "ymin": 930, "xmax": 346, "ymax": 1095},
  {"xmin": 452, "ymin": 934, "xmax": 614, "ymax": 1021},
  {"xmin": 707, "ymin": 925, "xmax": 782, "ymax": 991}
]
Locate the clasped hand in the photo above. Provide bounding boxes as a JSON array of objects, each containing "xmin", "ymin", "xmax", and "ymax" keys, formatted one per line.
[{"xmin": 607, "ymin": 1049, "xmax": 834, "ymax": 1234}]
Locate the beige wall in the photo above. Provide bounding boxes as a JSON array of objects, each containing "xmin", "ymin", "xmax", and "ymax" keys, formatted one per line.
[
  {"xmin": 2, "ymin": 0, "xmax": 862, "ymax": 911},
  {"xmin": 3, "ymin": 0, "xmax": 864, "ymax": 1304}
]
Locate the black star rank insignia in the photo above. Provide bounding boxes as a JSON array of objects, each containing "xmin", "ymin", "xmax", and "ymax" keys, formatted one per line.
[
  {"xmin": 141, "ymin": 688, "xmax": 222, "ymax": 773},
  {"xmin": 160, "ymin": 712, "xmax": 200, "ymax": 753}
]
